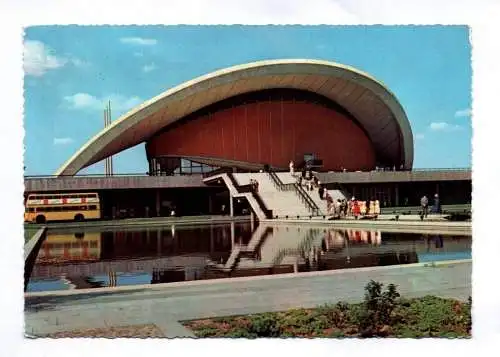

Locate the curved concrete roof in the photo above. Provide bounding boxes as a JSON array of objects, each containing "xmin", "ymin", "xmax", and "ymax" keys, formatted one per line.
[{"xmin": 56, "ymin": 59, "xmax": 414, "ymax": 176}]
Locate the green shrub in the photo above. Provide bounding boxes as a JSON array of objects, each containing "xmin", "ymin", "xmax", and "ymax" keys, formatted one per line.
[
  {"xmin": 354, "ymin": 280, "xmax": 401, "ymax": 336},
  {"xmin": 248, "ymin": 313, "xmax": 280, "ymax": 337}
]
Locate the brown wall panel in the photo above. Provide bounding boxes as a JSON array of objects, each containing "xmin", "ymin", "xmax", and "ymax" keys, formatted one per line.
[{"xmin": 147, "ymin": 99, "xmax": 377, "ymax": 171}]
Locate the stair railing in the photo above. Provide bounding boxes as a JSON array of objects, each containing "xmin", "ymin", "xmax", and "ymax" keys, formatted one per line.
[
  {"xmin": 267, "ymin": 170, "xmax": 320, "ymax": 215},
  {"xmin": 226, "ymin": 172, "xmax": 273, "ymax": 219}
]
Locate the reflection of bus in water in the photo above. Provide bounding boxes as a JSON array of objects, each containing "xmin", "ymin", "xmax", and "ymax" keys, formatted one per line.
[
  {"xmin": 36, "ymin": 232, "xmax": 101, "ymax": 264},
  {"xmin": 24, "ymin": 192, "xmax": 101, "ymax": 223}
]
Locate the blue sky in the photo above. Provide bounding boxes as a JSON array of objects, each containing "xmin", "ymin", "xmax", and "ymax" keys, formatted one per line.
[{"xmin": 23, "ymin": 25, "xmax": 471, "ymax": 175}]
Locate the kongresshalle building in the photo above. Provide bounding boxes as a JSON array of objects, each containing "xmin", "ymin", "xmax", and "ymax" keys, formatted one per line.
[
  {"xmin": 57, "ymin": 59, "xmax": 413, "ymax": 176},
  {"xmin": 24, "ymin": 59, "xmax": 469, "ymax": 219}
]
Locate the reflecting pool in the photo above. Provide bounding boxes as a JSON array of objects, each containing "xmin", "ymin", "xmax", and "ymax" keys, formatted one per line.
[{"xmin": 26, "ymin": 222, "xmax": 471, "ymax": 292}]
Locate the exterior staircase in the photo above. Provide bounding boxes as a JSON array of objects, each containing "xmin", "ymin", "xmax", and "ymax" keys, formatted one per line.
[
  {"xmin": 266, "ymin": 171, "xmax": 321, "ymax": 217},
  {"xmin": 203, "ymin": 171, "xmax": 272, "ymax": 220}
]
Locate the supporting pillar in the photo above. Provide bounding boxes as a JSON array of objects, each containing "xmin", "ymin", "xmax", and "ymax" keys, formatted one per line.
[
  {"xmin": 210, "ymin": 225, "xmax": 214, "ymax": 254},
  {"xmin": 230, "ymin": 222, "xmax": 235, "ymax": 248},
  {"xmin": 229, "ymin": 194, "xmax": 234, "ymax": 217},
  {"xmin": 208, "ymin": 193, "xmax": 213, "ymax": 215},
  {"xmin": 155, "ymin": 189, "xmax": 160, "ymax": 217},
  {"xmin": 250, "ymin": 211, "xmax": 255, "ymax": 231},
  {"xmin": 395, "ymin": 185, "xmax": 399, "ymax": 207},
  {"xmin": 157, "ymin": 229, "xmax": 161, "ymax": 256}
]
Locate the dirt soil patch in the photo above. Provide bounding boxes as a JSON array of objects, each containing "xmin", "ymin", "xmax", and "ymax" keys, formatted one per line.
[{"xmin": 45, "ymin": 324, "xmax": 165, "ymax": 338}]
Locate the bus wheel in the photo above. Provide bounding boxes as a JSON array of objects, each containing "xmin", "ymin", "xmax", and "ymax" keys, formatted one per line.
[
  {"xmin": 35, "ymin": 215, "xmax": 46, "ymax": 224},
  {"xmin": 74, "ymin": 214, "xmax": 84, "ymax": 221}
]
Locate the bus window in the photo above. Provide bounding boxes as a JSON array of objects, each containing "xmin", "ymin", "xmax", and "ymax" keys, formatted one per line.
[{"xmin": 89, "ymin": 205, "xmax": 97, "ymax": 210}]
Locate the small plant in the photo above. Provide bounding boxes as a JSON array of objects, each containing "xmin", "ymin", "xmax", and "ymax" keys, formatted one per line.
[{"xmin": 355, "ymin": 280, "xmax": 401, "ymax": 336}]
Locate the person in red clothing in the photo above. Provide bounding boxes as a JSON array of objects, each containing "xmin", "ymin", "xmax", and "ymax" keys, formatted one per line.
[{"xmin": 352, "ymin": 199, "xmax": 361, "ymax": 219}]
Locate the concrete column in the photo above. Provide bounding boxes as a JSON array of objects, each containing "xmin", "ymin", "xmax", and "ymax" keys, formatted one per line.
[
  {"xmin": 250, "ymin": 211, "xmax": 255, "ymax": 231},
  {"xmin": 155, "ymin": 189, "xmax": 160, "ymax": 217},
  {"xmin": 395, "ymin": 185, "xmax": 399, "ymax": 206},
  {"xmin": 157, "ymin": 229, "xmax": 161, "ymax": 256},
  {"xmin": 208, "ymin": 194, "xmax": 213, "ymax": 214},
  {"xmin": 230, "ymin": 222, "xmax": 235, "ymax": 248},
  {"xmin": 210, "ymin": 226, "xmax": 214, "ymax": 254},
  {"xmin": 229, "ymin": 194, "xmax": 234, "ymax": 217}
]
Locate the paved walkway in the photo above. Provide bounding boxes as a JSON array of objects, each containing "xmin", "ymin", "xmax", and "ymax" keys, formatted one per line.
[
  {"xmin": 25, "ymin": 260, "xmax": 471, "ymax": 338},
  {"xmin": 268, "ymin": 217, "xmax": 471, "ymax": 235}
]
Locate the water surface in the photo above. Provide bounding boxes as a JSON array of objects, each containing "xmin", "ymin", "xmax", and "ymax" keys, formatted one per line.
[{"xmin": 27, "ymin": 222, "xmax": 471, "ymax": 293}]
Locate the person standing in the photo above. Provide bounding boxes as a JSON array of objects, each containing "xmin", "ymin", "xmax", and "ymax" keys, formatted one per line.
[
  {"xmin": 318, "ymin": 185, "xmax": 325, "ymax": 200},
  {"xmin": 352, "ymin": 199, "xmax": 360, "ymax": 219},
  {"xmin": 289, "ymin": 160, "xmax": 295, "ymax": 176},
  {"xmin": 433, "ymin": 193, "xmax": 441, "ymax": 213},
  {"xmin": 420, "ymin": 195, "xmax": 429, "ymax": 220}
]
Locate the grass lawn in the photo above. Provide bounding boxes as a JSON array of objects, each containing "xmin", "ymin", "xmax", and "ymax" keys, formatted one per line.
[{"xmin": 183, "ymin": 281, "xmax": 471, "ymax": 338}]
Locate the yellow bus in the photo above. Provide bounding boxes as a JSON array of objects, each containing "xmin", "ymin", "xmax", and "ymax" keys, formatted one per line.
[{"xmin": 24, "ymin": 192, "xmax": 101, "ymax": 223}]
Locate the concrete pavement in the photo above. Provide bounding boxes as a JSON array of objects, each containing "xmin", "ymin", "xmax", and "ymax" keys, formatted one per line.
[{"xmin": 25, "ymin": 259, "xmax": 471, "ymax": 338}]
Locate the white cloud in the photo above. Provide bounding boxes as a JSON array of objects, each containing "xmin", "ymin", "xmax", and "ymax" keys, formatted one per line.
[
  {"xmin": 455, "ymin": 108, "xmax": 472, "ymax": 118},
  {"xmin": 63, "ymin": 93, "xmax": 101, "ymax": 109},
  {"xmin": 142, "ymin": 63, "xmax": 157, "ymax": 73},
  {"xmin": 23, "ymin": 40, "xmax": 89, "ymax": 76},
  {"xmin": 429, "ymin": 122, "xmax": 462, "ymax": 131},
  {"xmin": 120, "ymin": 37, "xmax": 157, "ymax": 46},
  {"xmin": 415, "ymin": 133, "xmax": 425, "ymax": 140},
  {"xmin": 63, "ymin": 93, "xmax": 143, "ymax": 113},
  {"xmin": 23, "ymin": 40, "xmax": 67, "ymax": 76},
  {"xmin": 53, "ymin": 137, "xmax": 74, "ymax": 145}
]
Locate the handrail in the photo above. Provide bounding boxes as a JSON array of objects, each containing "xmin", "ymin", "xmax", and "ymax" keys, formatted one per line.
[
  {"xmin": 225, "ymin": 172, "xmax": 273, "ymax": 219},
  {"xmin": 268, "ymin": 170, "xmax": 320, "ymax": 215},
  {"xmin": 294, "ymin": 183, "xmax": 320, "ymax": 215}
]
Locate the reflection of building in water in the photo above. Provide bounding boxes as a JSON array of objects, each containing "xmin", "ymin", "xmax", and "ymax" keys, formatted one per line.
[
  {"xmin": 30, "ymin": 225, "xmax": 471, "ymax": 291},
  {"xmin": 343, "ymin": 229, "xmax": 382, "ymax": 245},
  {"xmin": 31, "ymin": 223, "xmax": 255, "ymax": 284},
  {"xmin": 204, "ymin": 227, "xmax": 412, "ymax": 278},
  {"xmin": 36, "ymin": 232, "xmax": 101, "ymax": 263}
]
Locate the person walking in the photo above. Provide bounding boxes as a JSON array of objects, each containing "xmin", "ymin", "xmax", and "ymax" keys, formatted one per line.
[{"xmin": 420, "ymin": 195, "xmax": 429, "ymax": 220}]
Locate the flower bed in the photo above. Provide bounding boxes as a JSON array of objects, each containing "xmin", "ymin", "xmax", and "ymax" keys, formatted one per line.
[{"xmin": 183, "ymin": 281, "xmax": 471, "ymax": 338}]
